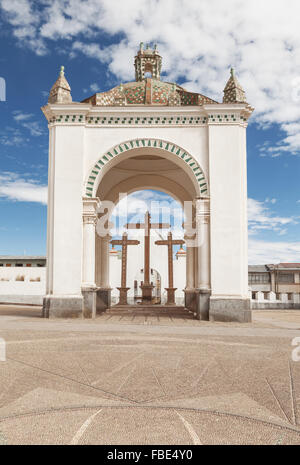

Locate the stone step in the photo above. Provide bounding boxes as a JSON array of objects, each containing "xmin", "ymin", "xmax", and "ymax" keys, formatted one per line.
[{"xmin": 106, "ymin": 305, "xmax": 194, "ymax": 318}]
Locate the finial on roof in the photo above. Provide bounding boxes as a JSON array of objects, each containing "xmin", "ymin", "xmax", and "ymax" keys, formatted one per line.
[
  {"xmin": 154, "ymin": 44, "xmax": 158, "ymax": 50},
  {"xmin": 134, "ymin": 42, "xmax": 162, "ymax": 81},
  {"xmin": 48, "ymin": 65, "xmax": 72, "ymax": 104},
  {"xmin": 223, "ymin": 66, "xmax": 247, "ymax": 104}
]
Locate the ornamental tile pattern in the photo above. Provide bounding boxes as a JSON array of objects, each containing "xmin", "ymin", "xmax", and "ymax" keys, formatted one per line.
[
  {"xmin": 85, "ymin": 138, "xmax": 208, "ymax": 198},
  {"xmin": 48, "ymin": 114, "xmax": 248, "ymax": 126},
  {"xmin": 82, "ymin": 79, "xmax": 217, "ymax": 107}
]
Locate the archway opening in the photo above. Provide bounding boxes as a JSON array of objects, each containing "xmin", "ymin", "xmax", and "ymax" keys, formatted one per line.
[{"xmin": 108, "ymin": 189, "xmax": 187, "ymax": 306}]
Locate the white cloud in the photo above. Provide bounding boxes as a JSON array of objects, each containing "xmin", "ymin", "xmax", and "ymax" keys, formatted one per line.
[
  {"xmin": 12, "ymin": 111, "xmax": 33, "ymax": 122},
  {"xmin": 265, "ymin": 197, "xmax": 277, "ymax": 204},
  {"xmin": 2, "ymin": 0, "xmax": 300, "ymax": 154},
  {"xmin": 0, "ymin": 172, "xmax": 47, "ymax": 204},
  {"xmin": 110, "ymin": 191, "xmax": 184, "ymax": 237},
  {"xmin": 0, "ymin": 0, "xmax": 46, "ymax": 55},
  {"xmin": 248, "ymin": 198, "xmax": 296, "ymax": 235},
  {"xmin": 0, "ymin": 135, "xmax": 28, "ymax": 146},
  {"xmin": 12, "ymin": 110, "xmax": 44, "ymax": 136},
  {"xmin": 249, "ymin": 239, "xmax": 300, "ymax": 265}
]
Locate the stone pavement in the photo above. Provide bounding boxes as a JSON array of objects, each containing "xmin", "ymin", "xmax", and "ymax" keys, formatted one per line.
[{"xmin": 0, "ymin": 304, "xmax": 300, "ymax": 445}]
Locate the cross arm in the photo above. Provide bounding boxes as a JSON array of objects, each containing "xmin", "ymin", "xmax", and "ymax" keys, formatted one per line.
[
  {"xmin": 110, "ymin": 240, "xmax": 122, "ymax": 245},
  {"xmin": 125, "ymin": 223, "xmax": 145, "ymax": 229},
  {"xmin": 127, "ymin": 240, "xmax": 140, "ymax": 245},
  {"xmin": 151, "ymin": 223, "xmax": 170, "ymax": 229},
  {"xmin": 155, "ymin": 240, "xmax": 168, "ymax": 245}
]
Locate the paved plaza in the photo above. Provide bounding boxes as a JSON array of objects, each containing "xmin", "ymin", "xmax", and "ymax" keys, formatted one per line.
[{"xmin": 0, "ymin": 305, "xmax": 300, "ymax": 445}]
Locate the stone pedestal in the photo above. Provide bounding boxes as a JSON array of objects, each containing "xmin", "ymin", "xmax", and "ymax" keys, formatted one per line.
[
  {"xmin": 165, "ymin": 287, "xmax": 177, "ymax": 305},
  {"xmin": 42, "ymin": 295, "xmax": 83, "ymax": 319},
  {"xmin": 116, "ymin": 287, "xmax": 130, "ymax": 305},
  {"xmin": 140, "ymin": 284, "xmax": 154, "ymax": 304},
  {"xmin": 96, "ymin": 287, "xmax": 112, "ymax": 314},
  {"xmin": 196, "ymin": 290, "xmax": 210, "ymax": 321},
  {"xmin": 184, "ymin": 289, "xmax": 197, "ymax": 314},
  {"xmin": 209, "ymin": 298, "xmax": 251, "ymax": 322},
  {"xmin": 82, "ymin": 287, "xmax": 98, "ymax": 318}
]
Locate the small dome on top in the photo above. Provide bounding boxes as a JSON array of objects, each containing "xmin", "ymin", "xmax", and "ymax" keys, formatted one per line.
[{"xmin": 82, "ymin": 44, "xmax": 217, "ymax": 107}]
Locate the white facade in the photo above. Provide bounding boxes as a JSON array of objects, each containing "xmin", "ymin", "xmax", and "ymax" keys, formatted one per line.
[{"xmin": 41, "ymin": 48, "xmax": 253, "ymax": 321}]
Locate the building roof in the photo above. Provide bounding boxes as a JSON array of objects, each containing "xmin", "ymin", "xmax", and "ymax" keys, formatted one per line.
[
  {"xmin": 268, "ymin": 263, "xmax": 300, "ymax": 270},
  {"xmin": 248, "ymin": 265, "xmax": 269, "ymax": 273},
  {"xmin": 0, "ymin": 256, "xmax": 46, "ymax": 260},
  {"xmin": 82, "ymin": 79, "xmax": 217, "ymax": 107}
]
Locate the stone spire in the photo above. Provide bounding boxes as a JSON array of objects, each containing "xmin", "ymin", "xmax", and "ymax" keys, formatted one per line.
[
  {"xmin": 134, "ymin": 42, "xmax": 162, "ymax": 81},
  {"xmin": 223, "ymin": 67, "xmax": 247, "ymax": 104},
  {"xmin": 48, "ymin": 66, "xmax": 72, "ymax": 104}
]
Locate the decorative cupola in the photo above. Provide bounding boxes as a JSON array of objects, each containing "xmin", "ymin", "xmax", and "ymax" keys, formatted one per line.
[
  {"xmin": 134, "ymin": 42, "xmax": 162, "ymax": 81},
  {"xmin": 176, "ymin": 246, "xmax": 186, "ymax": 260},
  {"xmin": 110, "ymin": 245, "xmax": 118, "ymax": 256},
  {"xmin": 48, "ymin": 66, "xmax": 72, "ymax": 104},
  {"xmin": 223, "ymin": 68, "xmax": 247, "ymax": 104}
]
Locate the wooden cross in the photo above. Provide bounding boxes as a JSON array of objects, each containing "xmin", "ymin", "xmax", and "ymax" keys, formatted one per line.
[
  {"xmin": 111, "ymin": 232, "xmax": 140, "ymax": 305},
  {"xmin": 155, "ymin": 232, "xmax": 185, "ymax": 305},
  {"xmin": 125, "ymin": 211, "xmax": 170, "ymax": 303}
]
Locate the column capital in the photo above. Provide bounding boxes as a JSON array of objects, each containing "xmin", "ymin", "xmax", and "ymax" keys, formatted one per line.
[
  {"xmin": 195, "ymin": 197, "xmax": 210, "ymax": 224},
  {"xmin": 83, "ymin": 197, "xmax": 100, "ymax": 225},
  {"xmin": 83, "ymin": 214, "xmax": 97, "ymax": 225},
  {"xmin": 83, "ymin": 197, "xmax": 101, "ymax": 214}
]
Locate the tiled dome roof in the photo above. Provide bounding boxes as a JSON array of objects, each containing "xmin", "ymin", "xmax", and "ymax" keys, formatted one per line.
[{"xmin": 82, "ymin": 79, "xmax": 217, "ymax": 107}]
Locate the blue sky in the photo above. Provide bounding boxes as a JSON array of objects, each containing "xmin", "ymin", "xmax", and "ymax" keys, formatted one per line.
[{"xmin": 0, "ymin": 0, "xmax": 300, "ymax": 264}]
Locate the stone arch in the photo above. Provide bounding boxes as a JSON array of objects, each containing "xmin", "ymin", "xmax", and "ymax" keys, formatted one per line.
[{"xmin": 84, "ymin": 138, "xmax": 208, "ymax": 198}]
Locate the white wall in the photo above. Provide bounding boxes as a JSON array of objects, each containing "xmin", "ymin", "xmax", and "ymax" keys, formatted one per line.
[{"xmin": 0, "ymin": 267, "xmax": 46, "ymax": 304}]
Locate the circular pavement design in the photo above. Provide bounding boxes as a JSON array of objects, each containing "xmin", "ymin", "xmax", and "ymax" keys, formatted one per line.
[{"xmin": 0, "ymin": 405, "xmax": 300, "ymax": 445}]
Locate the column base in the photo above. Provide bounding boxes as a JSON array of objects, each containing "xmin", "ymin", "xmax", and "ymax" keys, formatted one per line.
[
  {"xmin": 42, "ymin": 295, "xmax": 83, "ymax": 319},
  {"xmin": 116, "ymin": 287, "xmax": 130, "ymax": 306},
  {"xmin": 165, "ymin": 288, "xmax": 177, "ymax": 305},
  {"xmin": 82, "ymin": 287, "xmax": 97, "ymax": 318},
  {"xmin": 196, "ymin": 289, "xmax": 210, "ymax": 321},
  {"xmin": 140, "ymin": 284, "xmax": 154, "ymax": 304},
  {"xmin": 209, "ymin": 297, "xmax": 251, "ymax": 322},
  {"xmin": 184, "ymin": 289, "xmax": 197, "ymax": 314},
  {"xmin": 96, "ymin": 287, "xmax": 112, "ymax": 314}
]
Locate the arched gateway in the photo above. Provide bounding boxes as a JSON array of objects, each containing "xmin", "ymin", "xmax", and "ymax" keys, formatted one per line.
[{"xmin": 42, "ymin": 44, "xmax": 254, "ymax": 322}]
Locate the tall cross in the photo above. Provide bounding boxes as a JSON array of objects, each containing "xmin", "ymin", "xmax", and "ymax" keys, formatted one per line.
[
  {"xmin": 155, "ymin": 232, "xmax": 185, "ymax": 305},
  {"xmin": 126, "ymin": 211, "xmax": 170, "ymax": 303},
  {"xmin": 111, "ymin": 232, "xmax": 140, "ymax": 305}
]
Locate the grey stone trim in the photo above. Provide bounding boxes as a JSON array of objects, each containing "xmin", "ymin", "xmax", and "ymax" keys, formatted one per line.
[
  {"xmin": 42, "ymin": 295, "xmax": 83, "ymax": 318},
  {"xmin": 209, "ymin": 298, "xmax": 251, "ymax": 323},
  {"xmin": 96, "ymin": 288, "xmax": 112, "ymax": 314}
]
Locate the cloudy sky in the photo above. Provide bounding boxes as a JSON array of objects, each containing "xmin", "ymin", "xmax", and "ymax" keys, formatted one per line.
[{"xmin": 0, "ymin": 0, "xmax": 300, "ymax": 263}]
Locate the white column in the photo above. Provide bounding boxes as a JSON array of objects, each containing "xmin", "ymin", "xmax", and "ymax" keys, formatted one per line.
[
  {"xmin": 186, "ymin": 246, "xmax": 194, "ymax": 289},
  {"xmin": 82, "ymin": 215, "xmax": 96, "ymax": 287},
  {"xmin": 95, "ymin": 234, "xmax": 102, "ymax": 287},
  {"xmin": 196, "ymin": 198, "xmax": 211, "ymax": 291},
  {"xmin": 101, "ymin": 235, "xmax": 111, "ymax": 288},
  {"xmin": 82, "ymin": 198, "xmax": 99, "ymax": 288}
]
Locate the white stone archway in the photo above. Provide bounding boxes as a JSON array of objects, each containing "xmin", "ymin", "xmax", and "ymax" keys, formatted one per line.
[
  {"xmin": 42, "ymin": 45, "xmax": 253, "ymax": 322},
  {"xmin": 81, "ymin": 139, "xmax": 211, "ymax": 318}
]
